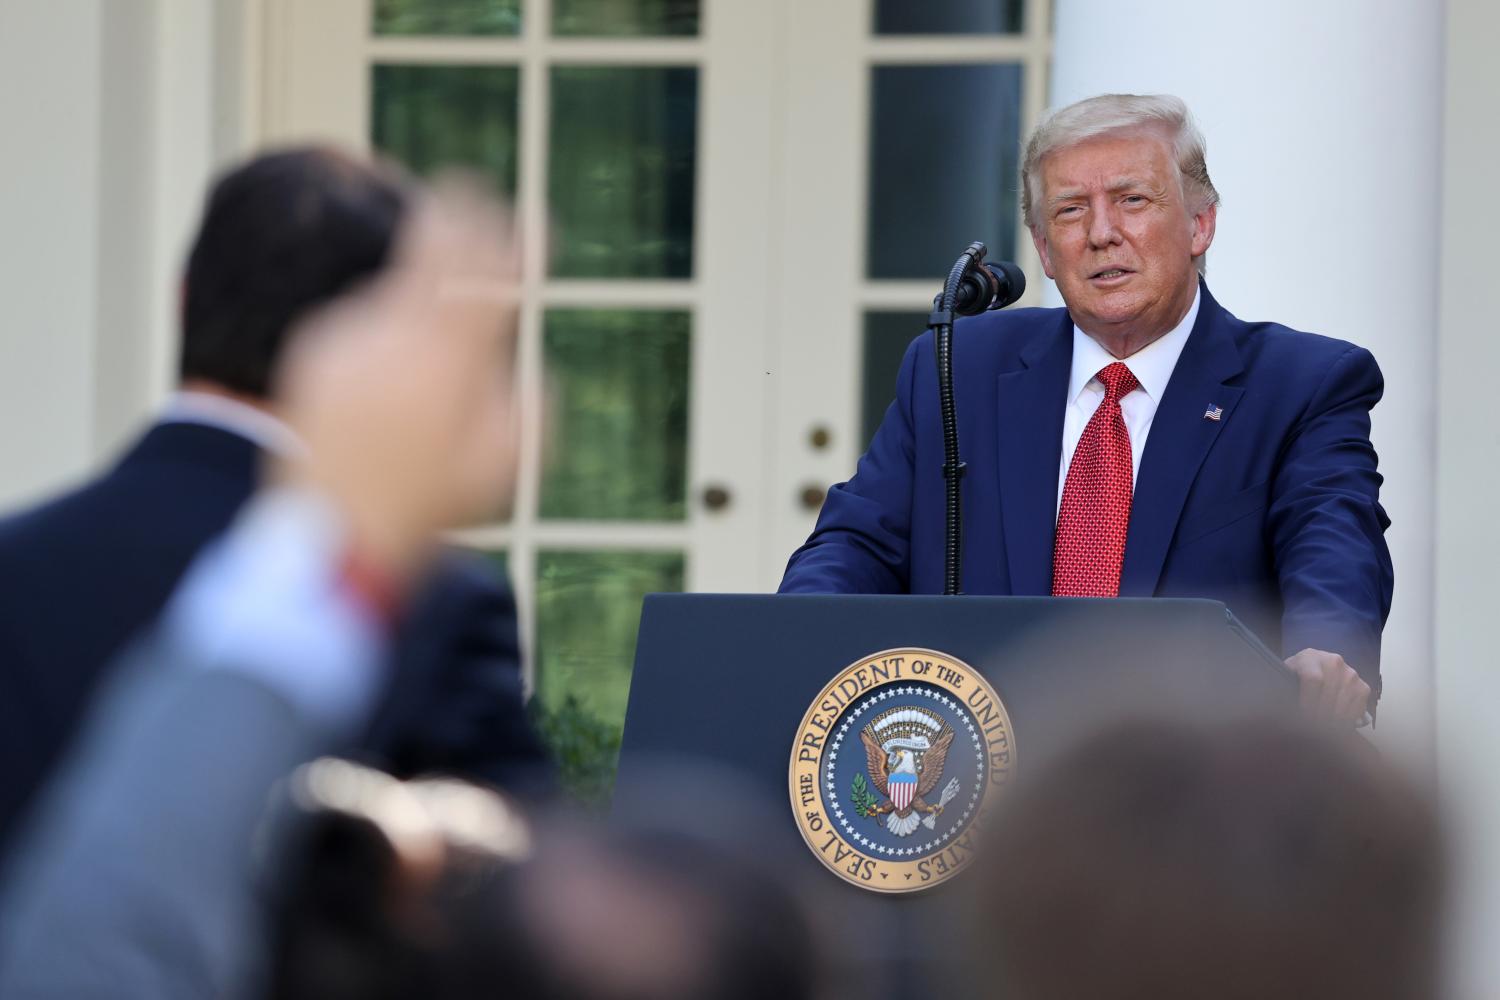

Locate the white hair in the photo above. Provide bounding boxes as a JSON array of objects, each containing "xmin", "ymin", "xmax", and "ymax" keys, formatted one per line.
[{"xmin": 1021, "ymin": 94, "xmax": 1219, "ymax": 274}]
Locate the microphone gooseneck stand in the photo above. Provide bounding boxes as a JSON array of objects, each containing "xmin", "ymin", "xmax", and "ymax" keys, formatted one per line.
[
  {"xmin": 927, "ymin": 242, "xmax": 989, "ymax": 596},
  {"xmin": 926, "ymin": 241, "xmax": 1027, "ymax": 595}
]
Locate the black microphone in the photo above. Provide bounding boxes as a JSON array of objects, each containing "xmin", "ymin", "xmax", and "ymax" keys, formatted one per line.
[
  {"xmin": 953, "ymin": 260, "xmax": 1026, "ymax": 316},
  {"xmin": 929, "ymin": 244, "xmax": 1023, "ymax": 595}
]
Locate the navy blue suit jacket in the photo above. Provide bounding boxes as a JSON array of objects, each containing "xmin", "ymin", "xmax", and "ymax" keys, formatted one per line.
[
  {"xmin": 780, "ymin": 283, "xmax": 1393, "ymax": 695},
  {"xmin": 0, "ymin": 422, "xmax": 552, "ymax": 852}
]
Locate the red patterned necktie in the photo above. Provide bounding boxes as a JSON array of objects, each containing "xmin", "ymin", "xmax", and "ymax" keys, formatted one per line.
[{"xmin": 1053, "ymin": 361, "xmax": 1139, "ymax": 597}]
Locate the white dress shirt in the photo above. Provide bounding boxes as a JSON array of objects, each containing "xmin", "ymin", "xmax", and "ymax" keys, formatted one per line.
[
  {"xmin": 159, "ymin": 390, "xmax": 304, "ymax": 458},
  {"xmin": 1056, "ymin": 287, "xmax": 1201, "ymax": 518},
  {"xmin": 168, "ymin": 486, "xmax": 384, "ymax": 730},
  {"xmin": 153, "ymin": 395, "xmax": 370, "ymax": 722}
]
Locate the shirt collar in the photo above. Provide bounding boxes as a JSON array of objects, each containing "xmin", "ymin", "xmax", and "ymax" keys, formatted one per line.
[
  {"xmin": 159, "ymin": 390, "xmax": 305, "ymax": 458},
  {"xmin": 1067, "ymin": 285, "xmax": 1201, "ymax": 404}
]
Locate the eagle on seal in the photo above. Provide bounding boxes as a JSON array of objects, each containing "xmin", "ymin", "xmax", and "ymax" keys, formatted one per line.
[{"xmin": 859, "ymin": 725, "xmax": 959, "ymax": 837}]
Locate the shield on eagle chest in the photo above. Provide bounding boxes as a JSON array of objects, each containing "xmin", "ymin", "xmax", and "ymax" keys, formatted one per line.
[{"xmin": 889, "ymin": 771, "xmax": 916, "ymax": 811}]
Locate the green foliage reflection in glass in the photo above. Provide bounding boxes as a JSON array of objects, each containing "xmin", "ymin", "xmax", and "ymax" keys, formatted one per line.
[
  {"xmin": 373, "ymin": 0, "xmax": 521, "ymax": 35},
  {"xmin": 529, "ymin": 694, "xmax": 622, "ymax": 809},
  {"xmin": 371, "ymin": 65, "xmax": 520, "ymax": 197},
  {"xmin": 548, "ymin": 67, "xmax": 698, "ymax": 278},
  {"xmin": 475, "ymin": 549, "xmax": 627, "ymax": 808},
  {"xmin": 534, "ymin": 548, "xmax": 685, "ymax": 799},
  {"xmin": 552, "ymin": 0, "xmax": 699, "ymax": 36},
  {"xmin": 541, "ymin": 310, "xmax": 691, "ymax": 521}
]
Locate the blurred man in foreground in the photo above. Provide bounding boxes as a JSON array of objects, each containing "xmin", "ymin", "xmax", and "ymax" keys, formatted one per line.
[
  {"xmin": 0, "ymin": 183, "xmax": 527, "ymax": 998},
  {"xmin": 0, "ymin": 149, "xmax": 550, "ymax": 854},
  {"xmin": 976, "ymin": 720, "xmax": 1443, "ymax": 1000},
  {"xmin": 270, "ymin": 801, "xmax": 825, "ymax": 1000},
  {"xmin": 462, "ymin": 830, "xmax": 824, "ymax": 1000},
  {"xmin": 0, "ymin": 187, "xmax": 830, "ymax": 997}
]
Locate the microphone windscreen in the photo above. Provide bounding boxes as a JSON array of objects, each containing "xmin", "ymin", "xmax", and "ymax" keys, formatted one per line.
[{"xmin": 992, "ymin": 260, "xmax": 1026, "ymax": 308}]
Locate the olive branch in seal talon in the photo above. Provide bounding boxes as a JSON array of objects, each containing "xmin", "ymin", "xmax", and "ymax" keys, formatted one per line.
[{"xmin": 849, "ymin": 772, "xmax": 881, "ymax": 819}]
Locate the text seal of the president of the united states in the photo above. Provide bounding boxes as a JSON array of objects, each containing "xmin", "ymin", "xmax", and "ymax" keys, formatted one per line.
[{"xmin": 788, "ymin": 647, "xmax": 1015, "ymax": 893}]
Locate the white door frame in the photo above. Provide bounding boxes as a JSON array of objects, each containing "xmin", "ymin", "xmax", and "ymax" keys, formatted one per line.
[{"xmin": 765, "ymin": 0, "xmax": 1054, "ymax": 581}]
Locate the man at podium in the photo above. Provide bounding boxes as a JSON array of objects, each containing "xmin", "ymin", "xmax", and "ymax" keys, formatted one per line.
[{"xmin": 779, "ymin": 94, "xmax": 1391, "ymax": 728}]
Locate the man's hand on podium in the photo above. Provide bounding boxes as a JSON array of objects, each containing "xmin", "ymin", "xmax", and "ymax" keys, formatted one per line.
[{"xmin": 1283, "ymin": 648, "xmax": 1373, "ymax": 728}]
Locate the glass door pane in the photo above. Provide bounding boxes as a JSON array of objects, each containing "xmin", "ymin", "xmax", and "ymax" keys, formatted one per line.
[
  {"xmin": 373, "ymin": 0, "xmax": 522, "ymax": 36},
  {"xmin": 533, "ymin": 548, "xmax": 685, "ymax": 728},
  {"xmin": 867, "ymin": 62, "xmax": 1024, "ymax": 277},
  {"xmin": 548, "ymin": 66, "xmax": 699, "ymax": 278},
  {"xmin": 540, "ymin": 309, "xmax": 692, "ymax": 521},
  {"xmin": 874, "ymin": 0, "xmax": 1024, "ymax": 35},
  {"xmin": 862, "ymin": 310, "xmax": 927, "ymax": 448},
  {"xmin": 553, "ymin": 0, "xmax": 701, "ymax": 37},
  {"xmin": 371, "ymin": 65, "xmax": 521, "ymax": 195}
]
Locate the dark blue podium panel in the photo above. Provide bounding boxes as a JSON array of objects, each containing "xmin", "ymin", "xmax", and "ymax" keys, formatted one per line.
[
  {"xmin": 613, "ymin": 594, "xmax": 1293, "ymax": 999},
  {"xmin": 620, "ymin": 594, "xmax": 1288, "ymax": 801}
]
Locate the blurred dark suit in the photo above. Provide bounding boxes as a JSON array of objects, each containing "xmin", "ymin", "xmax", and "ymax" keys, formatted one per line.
[
  {"xmin": 0, "ymin": 419, "xmax": 551, "ymax": 852},
  {"xmin": 0, "ymin": 485, "xmax": 394, "ymax": 1000}
]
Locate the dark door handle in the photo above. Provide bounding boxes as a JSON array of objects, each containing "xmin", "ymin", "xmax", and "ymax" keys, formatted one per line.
[{"xmin": 701, "ymin": 484, "xmax": 732, "ymax": 511}]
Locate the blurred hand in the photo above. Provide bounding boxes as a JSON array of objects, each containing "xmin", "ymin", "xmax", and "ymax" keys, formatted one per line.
[
  {"xmin": 1283, "ymin": 648, "xmax": 1372, "ymax": 727},
  {"xmin": 272, "ymin": 180, "xmax": 522, "ymax": 581}
]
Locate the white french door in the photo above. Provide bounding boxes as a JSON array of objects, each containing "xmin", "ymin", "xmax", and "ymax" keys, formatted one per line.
[
  {"xmin": 252, "ymin": 0, "xmax": 1049, "ymax": 734},
  {"xmin": 764, "ymin": 0, "xmax": 1052, "ymax": 565}
]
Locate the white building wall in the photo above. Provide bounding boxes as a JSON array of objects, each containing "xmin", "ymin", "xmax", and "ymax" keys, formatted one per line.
[
  {"xmin": 1434, "ymin": 0, "xmax": 1500, "ymax": 994},
  {"xmin": 0, "ymin": 2, "xmax": 105, "ymax": 506},
  {"xmin": 1049, "ymin": 0, "xmax": 1444, "ymax": 761},
  {"xmin": 0, "ymin": 0, "xmax": 230, "ymax": 509}
]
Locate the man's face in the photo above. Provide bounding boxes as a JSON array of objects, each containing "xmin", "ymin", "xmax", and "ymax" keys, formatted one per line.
[{"xmin": 1030, "ymin": 130, "xmax": 1215, "ymax": 350}]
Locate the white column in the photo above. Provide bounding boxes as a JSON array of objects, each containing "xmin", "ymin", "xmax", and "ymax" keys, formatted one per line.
[
  {"xmin": 0, "ymin": 1, "xmax": 104, "ymax": 506},
  {"xmin": 1435, "ymin": 0, "xmax": 1500, "ymax": 995},
  {"xmin": 0, "ymin": 0, "xmax": 230, "ymax": 509},
  {"xmin": 1048, "ymin": 0, "xmax": 1444, "ymax": 761}
]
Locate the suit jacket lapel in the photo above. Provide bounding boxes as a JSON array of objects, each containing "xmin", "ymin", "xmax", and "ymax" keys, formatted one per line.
[
  {"xmin": 995, "ymin": 312, "xmax": 1073, "ymax": 595},
  {"xmin": 1119, "ymin": 284, "xmax": 1245, "ymax": 596}
]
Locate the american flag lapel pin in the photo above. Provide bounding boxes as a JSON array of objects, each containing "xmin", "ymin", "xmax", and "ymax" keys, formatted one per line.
[{"xmin": 1203, "ymin": 404, "xmax": 1224, "ymax": 422}]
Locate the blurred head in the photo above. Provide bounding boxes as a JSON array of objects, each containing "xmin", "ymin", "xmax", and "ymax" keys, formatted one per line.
[
  {"xmin": 180, "ymin": 147, "xmax": 411, "ymax": 399},
  {"xmin": 975, "ymin": 719, "xmax": 1443, "ymax": 1000},
  {"xmin": 1023, "ymin": 94, "xmax": 1217, "ymax": 349},
  {"xmin": 266, "ymin": 761, "xmax": 534, "ymax": 1000},
  {"xmin": 267, "ymin": 761, "xmax": 823, "ymax": 1000},
  {"xmin": 467, "ymin": 831, "xmax": 824, "ymax": 1000}
]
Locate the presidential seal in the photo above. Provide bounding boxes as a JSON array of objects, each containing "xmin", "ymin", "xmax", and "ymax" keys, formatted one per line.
[{"xmin": 789, "ymin": 648, "xmax": 1015, "ymax": 894}]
